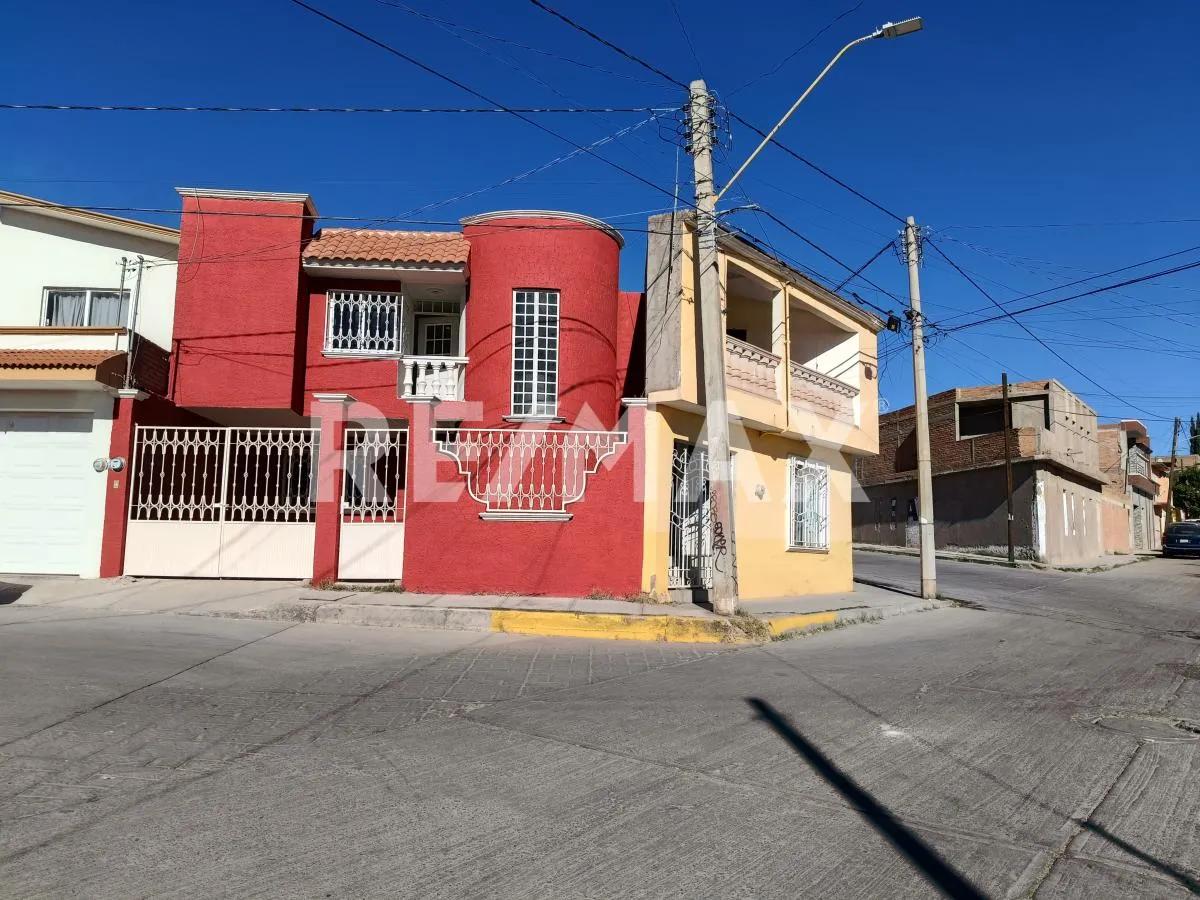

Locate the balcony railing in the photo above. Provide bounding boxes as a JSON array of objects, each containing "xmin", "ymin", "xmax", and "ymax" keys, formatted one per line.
[
  {"xmin": 789, "ymin": 361, "xmax": 858, "ymax": 425},
  {"xmin": 724, "ymin": 335, "xmax": 781, "ymax": 399},
  {"xmin": 1129, "ymin": 445, "xmax": 1152, "ymax": 480},
  {"xmin": 400, "ymin": 355, "xmax": 468, "ymax": 400}
]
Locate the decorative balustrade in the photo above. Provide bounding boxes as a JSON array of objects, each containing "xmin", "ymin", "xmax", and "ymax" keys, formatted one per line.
[
  {"xmin": 400, "ymin": 355, "xmax": 467, "ymax": 400},
  {"xmin": 724, "ymin": 335, "xmax": 781, "ymax": 399},
  {"xmin": 435, "ymin": 428, "xmax": 625, "ymax": 519},
  {"xmin": 788, "ymin": 361, "xmax": 858, "ymax": 425}
]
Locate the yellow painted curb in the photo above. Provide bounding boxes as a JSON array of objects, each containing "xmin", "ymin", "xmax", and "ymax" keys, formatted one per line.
[
  {"xmin": 490, "ymin": 609, "xmax": 743, "ymax": 644},
  {"xmin": 766, "ymin": 610, "xmax": 839, "ymax": 637}
]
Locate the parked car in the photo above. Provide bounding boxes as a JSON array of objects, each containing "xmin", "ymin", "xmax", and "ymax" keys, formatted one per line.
[{"xmin": 1162, "ymin": 521, "xmax": 1200, "ymax": 557}]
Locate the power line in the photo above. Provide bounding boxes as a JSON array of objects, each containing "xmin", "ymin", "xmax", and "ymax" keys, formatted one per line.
[
  {"xmin": 284, "ymin": 0, "xmax": 690, "ymax": 212},
  {"xmin": 834, "ymin": 239, "xmax": 893, "ymax": 292},
  {"xmin": 940, "ymin": 217, "xmax": 1200, "ymax": 230},
  {"xmin": 0, "ymin": 102, "xmax": 667, "ymax": 114},
  {"xmin": 933, "ymin": 241, "xmax": 1200, "ymax": 327},
  {"xmin": 753, "ymin": 207, "xmax": 904, "ymax": 309},
  {"xmin": 523, "ymin": 0, "xmax": 907, "ymax": 225},
  {"xmin": 728, "ymin": 0, "xmax": 864, "ymax": 96},
  {"xmin": 925, "ymin": 237, "xmax": 1165, "ymax": 421},
  {"xmin": 945, "ymin": 257, "xmax": 1200, "ymax": 332}
]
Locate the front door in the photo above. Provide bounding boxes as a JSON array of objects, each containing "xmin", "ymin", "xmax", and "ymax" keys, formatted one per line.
[{"xmin": 668, "ymin": 442, "xmax": 711, "ymax": 589}]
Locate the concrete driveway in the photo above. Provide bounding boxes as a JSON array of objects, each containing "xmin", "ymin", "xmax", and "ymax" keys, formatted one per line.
[{"xmin": 1, "ymin": 553, "xmax": 1199, "ymax": 897}]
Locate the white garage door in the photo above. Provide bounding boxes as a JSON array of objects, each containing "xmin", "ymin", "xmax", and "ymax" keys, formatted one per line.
[{"xmin": 0, "ymin": 413, "xmax": 94, "ymax": 574}]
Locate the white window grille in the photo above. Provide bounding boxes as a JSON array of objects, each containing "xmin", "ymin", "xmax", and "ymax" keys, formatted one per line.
[
  {"xmin": 325, "ymin": 290, "xmax": 402, "ymax": 355},
  {"xmin": 668, "ymin": 443, "xmax": 712, "ymax": 589},
  {"xmin": 788, "ymin": 457, "xmax": 829, "ymax": 550},
  {"xmin": 435, "ymin": 427, "xmax": 623, "ymax": 519},
  {"xmin": 43, "ymin": 288, "xmax": 130, "ymax": 328},
  {"xmin": 511, "ymin": 289, "xmax": 559, "ymax": 417},
  {"xmin": 129, "ymin": 427, "xmax": 319, "ymax": 523},
  {"xmin": 343, "ymin": 428, "xmax": 407, "ymax": 522}
]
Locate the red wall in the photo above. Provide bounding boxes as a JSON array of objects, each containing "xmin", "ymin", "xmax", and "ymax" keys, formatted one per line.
[
  {"xmin": 400, "ymin": 402, "xmax": 645, "ymax": 597},
  {"xmin": 461, "ymin": 216, "xmax": 622, "ymax": 429},
  {"xmin": 171, "ymin": 196, "xmax": 312, "ymax": 411}
]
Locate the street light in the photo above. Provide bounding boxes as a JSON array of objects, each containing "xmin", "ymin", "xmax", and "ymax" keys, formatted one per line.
[
  {"xmin": 691, "ymin": 17, "xmax": 923, "ymax": 615},
  {"xmin": 715, "ymin": 16, "xmax": 924, "ymax": 203}
]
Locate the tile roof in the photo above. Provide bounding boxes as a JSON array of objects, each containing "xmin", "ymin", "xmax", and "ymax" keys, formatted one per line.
[
  {"xmin": 0, "ymin": 350, "xmax": 123, "ymax": 369},
  {"xmin": 304, "ymin": 228, "xmax": 469, "ymax": 265}
]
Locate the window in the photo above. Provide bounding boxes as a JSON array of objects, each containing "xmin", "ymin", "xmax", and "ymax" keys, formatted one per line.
[
  {"xmin": 958, "ymin": 400, "xmax": 1006, "ymax": 438},
  {"xmin": 325, "ymin": 291, "xmax": 402, "ymax": 355},
  {"xmin": 788, "ymin": 457, "xmax": 829, "ymax": 550},
  {"xmin": 511, "ymin": 289, "xmax": 559, "ymax": 417},
  {"xmin": 43, "ymin": 288, "xmax": 130, "ymax": 328}
]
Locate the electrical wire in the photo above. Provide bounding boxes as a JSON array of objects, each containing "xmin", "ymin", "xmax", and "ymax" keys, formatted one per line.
[
  {"xmin": 0, "ymin": 103, "xmax": 666, "ymax": 114},
  {"xmin": 728, "ymin": 0, "xmax": 864, "ymax": 96},
  {"xmin": 284, "ymin": 0, "xmax": 693, "ymax": 214}
]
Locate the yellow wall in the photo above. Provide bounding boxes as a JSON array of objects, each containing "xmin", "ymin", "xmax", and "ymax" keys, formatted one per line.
[{"xmin": 641, "ymin": 405, "xmax": 854, "ymax": 600}]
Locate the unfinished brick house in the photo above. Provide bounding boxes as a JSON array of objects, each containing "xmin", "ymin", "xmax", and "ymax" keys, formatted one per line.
[
  {"xmin": 1098, "ymin": 420, "xmax": 1160, "ymax": 552},
  {"xmin": 851, "ymin": 380, "xmax": 1107, "ymax": 564}
]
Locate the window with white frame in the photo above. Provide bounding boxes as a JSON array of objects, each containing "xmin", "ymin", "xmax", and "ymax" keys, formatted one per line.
[
  {"xmin": 325, "ymin": 290, "xmax": 402, "ymax": 354},
  {"xmin": 511, "ymin": 289, "xmax": 559, "ymax": 417},
  {"xmin": 788, "ymin": 457, "xmax": 829, "ymax": 550},
  {"xmin": 43, "ymin": 288, "xmax": 130, "ymax": 328}
]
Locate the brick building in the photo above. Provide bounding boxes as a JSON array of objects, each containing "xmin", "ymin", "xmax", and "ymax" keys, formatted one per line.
[
  {"xmin": 852, "ymin": 380, "xmax": 1106, "ymax": 564},
  {"xmin": 1098, "ymin": 421, "xmax": 1159, "ymax": 552}
]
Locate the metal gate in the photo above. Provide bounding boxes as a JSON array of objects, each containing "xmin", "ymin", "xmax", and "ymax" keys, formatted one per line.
[
  {"xmin": 125, "ymin": 427, "xmax": 318, "ymax": 578},
  {"xmin": 339, "ymin": 428, "xmax": 407, "ymax": 580},
  {"xmin": 668, "ymin": 442, "xmax": 712, "ymax": 589}
]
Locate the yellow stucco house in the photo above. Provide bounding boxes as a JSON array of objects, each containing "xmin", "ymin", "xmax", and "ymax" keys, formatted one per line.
[{"xmin": 641, "ymin": 213, "xmax": 884, "ymax": 600}]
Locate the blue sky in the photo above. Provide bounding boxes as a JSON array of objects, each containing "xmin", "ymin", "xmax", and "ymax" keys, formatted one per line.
[{"xmin": 4, "ymin": 0, "xmax": 1198, "ymax": 451}]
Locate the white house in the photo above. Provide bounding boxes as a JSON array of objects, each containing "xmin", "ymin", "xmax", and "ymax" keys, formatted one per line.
[{"xmin": 0, "ymin": 190, "xmax": 178, "ymax": 577}]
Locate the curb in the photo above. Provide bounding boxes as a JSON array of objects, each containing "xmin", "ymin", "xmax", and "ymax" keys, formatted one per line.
[
  {"xmin": 764, "ymin": 598, "xmax": 945, "ymax": 638},
  {"xmin": 193, "ymin": 601, "xmax": 749, "ymax": 644},
  {"xmin": 854, "ymin": 544, "xmax": 1146, "ymax": 573}
]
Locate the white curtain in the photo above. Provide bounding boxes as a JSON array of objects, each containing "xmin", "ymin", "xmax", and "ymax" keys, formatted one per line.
[
  {"xmin": 45, "ymin": 291, "xmax": 87, "ymax": 326},
  {"xmin": 89, "ymin": 291, "xmax": 129, "ymax": 328}
]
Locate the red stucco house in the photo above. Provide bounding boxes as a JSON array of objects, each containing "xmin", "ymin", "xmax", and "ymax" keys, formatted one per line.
[{"xmin": 103, "ymin": 189, "xmax": 648, "ymax": 596}]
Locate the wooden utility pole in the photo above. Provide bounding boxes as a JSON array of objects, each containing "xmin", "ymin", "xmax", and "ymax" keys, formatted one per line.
[
  {"xmin": 688, "ymin": 79, "xmax": 738, "ymax": 615},
  {"xmin": 903, "ymin": 217, "xmax": 937, "ymax": 599},
  {"xmin": 1166, "ymin": 416, "xmax": 1182, "ymax": 528},
  {"xmin": 1002, "ymin": 373, "xmax": 1015, "ymax": 565}
]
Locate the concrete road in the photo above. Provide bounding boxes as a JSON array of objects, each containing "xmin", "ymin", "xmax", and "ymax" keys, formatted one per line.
[{"xmin": 1, "ymin": 554, "xmax": 1199, "ymax": 898}]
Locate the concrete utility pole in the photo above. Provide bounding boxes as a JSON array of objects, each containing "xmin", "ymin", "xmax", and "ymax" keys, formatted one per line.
[
  {"xmin": 1166, "ymin": 416, "xmax": 1182, "ymax": 528},
  {"xmin": 688, "ymin": 79, "xmax": 739, "ymax": 615},
  {"xmin": 123, "ymin": 256, "xmax": 145, "ymax": 390},
  {"xmin": 903, "ymin": 217, "xmax": 937, "ymax": 599},
  {"xmin": 1002, "ymin": 372, "xmax": 1015, "ymax": 565}
]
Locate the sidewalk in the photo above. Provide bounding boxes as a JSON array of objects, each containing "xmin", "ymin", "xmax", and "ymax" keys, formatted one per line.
[
  {"xmin": 853, "ymin": 542, "xmax": 1152, "ymax": 573},
  {"xmin": 6, "ymin": 574, "xmax": 944, "ymax": 644}
]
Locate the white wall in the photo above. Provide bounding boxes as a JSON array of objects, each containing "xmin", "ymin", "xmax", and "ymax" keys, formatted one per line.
[{"xmin": 0, "ymin": 207, "xmax": 178, "ymax": 348}]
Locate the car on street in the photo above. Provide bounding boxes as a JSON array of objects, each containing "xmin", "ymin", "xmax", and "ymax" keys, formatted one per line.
[{"xmin": 1162, "ymin": 520, "xmax": 1200, "ymax": 557}]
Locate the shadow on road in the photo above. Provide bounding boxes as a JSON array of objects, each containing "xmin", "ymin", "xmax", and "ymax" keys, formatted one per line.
[
  {"xmin": 0, "ymin": 582, "xmax": 32, "ymax": 605},
  {"xmin": 1075, "ymin": 819, "xmax": 1200, "ymax": 894},
  {"xmin": 747, "ymin": 697, "xmax": 987, "ymax": 899}
]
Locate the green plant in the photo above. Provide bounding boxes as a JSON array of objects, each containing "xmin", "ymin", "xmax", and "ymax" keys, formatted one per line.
[{"xmin": 1175, "ymin": 466, "xmax": 1200, "ymax": 519}]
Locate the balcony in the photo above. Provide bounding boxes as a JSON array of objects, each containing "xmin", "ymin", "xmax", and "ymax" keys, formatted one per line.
[
  {"xmin": 724, "ymin": 335, "xmax": 781, "ymax": 400},
  {"xmin": 400, "ymin": 355, "xmax": 467, "ymax": 401},
  {"xmin": 789, "ymin": 361, "xmax": 858, "ymax": 425}
]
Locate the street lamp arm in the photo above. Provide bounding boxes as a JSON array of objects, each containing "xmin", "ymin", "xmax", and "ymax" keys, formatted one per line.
[{"xmin": 714, "ymin": 18, "xmax": 921, "ymax": 204}]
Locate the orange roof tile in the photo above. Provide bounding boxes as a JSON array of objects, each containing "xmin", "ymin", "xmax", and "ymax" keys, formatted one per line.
[
  {"xmin": 0, "ymin": 350, "xmax": 123, "ymax": 369},
  {"xmin": 304, "ymin": 228, "xmax": 468, "ymax": 265}
]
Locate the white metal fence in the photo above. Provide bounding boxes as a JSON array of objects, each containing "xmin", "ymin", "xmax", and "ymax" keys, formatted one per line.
[
  {"xmin": 325, "ymin": 290, "xmax": 402, "ymax": 355},
  {"xmin": 435, "ymin": 428, "xmax": 624, "ymax": 519},
  {"xmin": 130, "ymin": 427, "xmax": 319, "ymax": 523},
  {"xmin": 343, "ymin": 428, "xmax": 407, "ymax": 522}
]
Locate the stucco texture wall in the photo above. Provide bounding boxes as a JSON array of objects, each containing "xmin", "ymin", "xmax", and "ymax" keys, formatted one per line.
[{"xmin": 642, "ymin": 405, "xmax": 853, "ymax": 600}]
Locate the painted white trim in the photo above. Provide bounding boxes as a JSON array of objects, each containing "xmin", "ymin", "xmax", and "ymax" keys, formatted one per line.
[
  {"xmin": 460, "ymin": 209, "xmax": 624, "ymax": 248},
  {"xmin": 479, "ymin": 511, "xmax": 572, "ymax": 522},
  {"xmin": 313, "ymin": 392, "xmax": 356, "ymax": 404},
  {"xmin": 175, "ymin": 187, "xmax": 317, "ymax": 215},
  {"xmin": 302, "ymin": 261, "xmax": 464, "ymax": 275}
]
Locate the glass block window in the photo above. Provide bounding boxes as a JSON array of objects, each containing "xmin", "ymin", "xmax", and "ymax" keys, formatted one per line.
[
  {"xmin": 788, "ymin": 457, "xmax": 829, "ymax": 550},
  {"xmin": 511, "ymin": 289, "xmax": 559, "ymax": 417}
]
